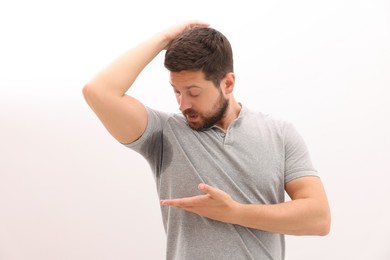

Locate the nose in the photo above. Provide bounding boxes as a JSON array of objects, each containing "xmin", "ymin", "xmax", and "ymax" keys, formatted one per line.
[{"xmin": 178, "ymin": 96, "xmax": 192, "ymax": 112}]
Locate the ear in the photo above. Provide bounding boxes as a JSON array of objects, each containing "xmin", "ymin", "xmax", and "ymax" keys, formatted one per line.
[{"xmin": 223, "ymin": 72, "xmax": 235, "ymax": 94}]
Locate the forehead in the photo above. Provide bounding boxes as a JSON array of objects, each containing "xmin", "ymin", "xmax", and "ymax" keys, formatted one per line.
[{"xmin": 169, "ymin": 70, "xmax": 210, "ymax": 88}]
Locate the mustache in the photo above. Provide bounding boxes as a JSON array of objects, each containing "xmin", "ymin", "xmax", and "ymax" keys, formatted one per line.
[{"xmin": 183, "ymin": 109, "xmax": 198, "ymax": 116}]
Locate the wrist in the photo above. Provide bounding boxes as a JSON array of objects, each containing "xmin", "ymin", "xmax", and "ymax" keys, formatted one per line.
[
  {"xmin": 228, "ymin": 201, "xmax": 244, "ymax": 225},
  {"xmin": 155, "ymin": 29, "xmax": 174, "ymax": 50}
]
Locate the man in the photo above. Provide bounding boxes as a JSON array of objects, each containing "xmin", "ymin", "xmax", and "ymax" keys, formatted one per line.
[{"xmin": 83, "ymin": 21, "xmax": 330, "ymax": 260}]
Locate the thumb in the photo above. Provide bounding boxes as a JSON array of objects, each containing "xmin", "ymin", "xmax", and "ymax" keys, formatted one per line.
[{"xmin": 198, "ymin": 183, "xmax": 221, "ymax": 197}]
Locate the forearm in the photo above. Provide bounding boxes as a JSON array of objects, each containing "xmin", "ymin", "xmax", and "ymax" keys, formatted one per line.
[
  {"xmin": 82, "ymin": 21, "xmax": 209, "ymax": 144},
  {"xmin": 231, "ymin": 198, "xmax": 331, "ymax": 236},
  {"xmin": 84, "ymin": 20, "xmax": 209, "ymax": 97},
  {"xmin": 86, "ymin": 32, "xmax": 169, "ymax": 96}
]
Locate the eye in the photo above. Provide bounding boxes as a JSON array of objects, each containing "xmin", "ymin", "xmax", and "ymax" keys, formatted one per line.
[
  {"xmin": 174, "ymin": 90, "xmax": 181, "ymax": 96},
  {"xmin": 189, "ymin": 89, "xmax": 201, "ymax": 97}
]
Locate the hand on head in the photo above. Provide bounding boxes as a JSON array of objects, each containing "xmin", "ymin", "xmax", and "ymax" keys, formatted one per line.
[{"xmin": 162, "ymin": 20, "xmax": 210, "ymax": 49}]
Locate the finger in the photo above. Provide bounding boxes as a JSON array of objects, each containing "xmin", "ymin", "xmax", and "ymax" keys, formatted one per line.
[
  {"xmin": 160, "ymin": 195, "xmax": 203, "ymax": 207},
  {"xmin": 198, "ymin": 183, "xmax": 223, "ymax": 197},
  {"xmin": 185, "ymin": 20, "xmax": 210, "ymax": 29}
]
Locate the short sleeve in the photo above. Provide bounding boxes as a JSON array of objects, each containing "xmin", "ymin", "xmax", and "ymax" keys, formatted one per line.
[
  {"xmin": 123, "ymin": 107, "xmax": 171, "ymax": 160},
  {"xmin": 283, "ymin": 123, "xmax": 318, "ymax": 183}
]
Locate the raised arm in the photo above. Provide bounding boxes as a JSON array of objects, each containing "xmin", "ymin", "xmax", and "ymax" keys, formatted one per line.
[{"xmin": 82, "ymin": 21, "xmax": 209, "ymax": 144}]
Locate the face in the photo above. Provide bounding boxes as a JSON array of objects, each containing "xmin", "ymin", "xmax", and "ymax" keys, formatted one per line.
[{"xmin": 170, "ymin": 71, "xmax": 229, "ymax": 131}]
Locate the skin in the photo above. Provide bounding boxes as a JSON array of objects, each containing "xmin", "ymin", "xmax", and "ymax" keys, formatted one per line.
[
  {"xmin": 170, "ymin": 70, "xmax": 238, "ymax": 131},
  {"xmin": 83, "ymin": 21, "xmax": 331, "ymax": 236},
  {"xmin": 161, "ymin": 178, "xmax": 330, "ymax": 236}
]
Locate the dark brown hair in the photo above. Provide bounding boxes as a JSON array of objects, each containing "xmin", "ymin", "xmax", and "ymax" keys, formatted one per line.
[{"xmin": 164, "ymin": 27, "xmax": 233, "ymax": 87}]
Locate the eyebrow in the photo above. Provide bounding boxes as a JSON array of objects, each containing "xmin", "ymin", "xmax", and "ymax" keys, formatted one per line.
[{"xmin": 170, "ymin": 84, "xmax": 201, "ymax": 90}]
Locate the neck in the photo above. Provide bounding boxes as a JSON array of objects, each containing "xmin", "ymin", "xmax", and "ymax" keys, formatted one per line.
[{"xmin": 216, "ymin": 97, "xmax": 241, "ymax": 131}]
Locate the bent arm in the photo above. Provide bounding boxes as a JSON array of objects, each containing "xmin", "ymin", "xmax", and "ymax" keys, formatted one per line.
[
  {"xmin": 82, "ymin": 33, "xmax": 168, "ymax": 144},
  {"xmin": 161, "ymin": 176, "xmax": 331, "ymax": 236},
  {"xmin": 231, "ymin": 176, "xmax": 331, "ymax": 236},
  {"xmin": 82, "ymin": 21, "xmax": 209, "ymax": 144}
]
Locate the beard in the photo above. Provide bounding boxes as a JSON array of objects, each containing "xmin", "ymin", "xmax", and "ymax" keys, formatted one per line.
[{"xmin": 183, "ymin": 90, "xmax": 229, "ymax": 131}]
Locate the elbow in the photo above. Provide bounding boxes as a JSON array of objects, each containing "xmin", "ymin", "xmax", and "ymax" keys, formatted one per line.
[
  {"xmin": 297, "ymin": 209, "xmax": 331, "ymax": 236},
  {"xmin": 311, "ymin": 198, "xmax": 331, "ymax": 236},
  {"xmin": 295, "ymin": 218, "xmax": 330, "ymax": 236},
  {"xmin": 82, "ymin": 82, "xmax": 120, "ymax": 102},
  {"xmin": 296, "ymin": 216, "xmax": 330, "ymax": 236},
  {"xmin": 320, "ymin": 215, "xmax": 331, "ymax": 236},
  {"xmin": 316, "ymin": 221, "xmax": 330, "ymax": 236},
  {"xmin": 82, "ymin": 83, "xmax": 102, "ymax": 106},
  {"xmin": 315, "ymin": 211, "xmax": 331, "ymax": 236},
  {"xmin": 82, "ymin": 83, "xmax": 94, "ymax": 102}
]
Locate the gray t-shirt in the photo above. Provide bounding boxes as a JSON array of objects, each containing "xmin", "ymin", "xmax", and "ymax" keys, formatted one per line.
[{"xmin": 124, "ymin": 105, "xmax": 318, "ymax": 260}]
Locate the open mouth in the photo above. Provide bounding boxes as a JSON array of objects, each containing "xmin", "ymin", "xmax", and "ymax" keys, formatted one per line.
[{"xmin": 186, "ymin": 114, "xmax": 199, "ymax": 122}]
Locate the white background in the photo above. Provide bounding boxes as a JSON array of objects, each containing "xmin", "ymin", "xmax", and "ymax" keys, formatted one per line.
[{"xmin": 1, "ymin": 0, "xmax": 389, "ymax": 259}]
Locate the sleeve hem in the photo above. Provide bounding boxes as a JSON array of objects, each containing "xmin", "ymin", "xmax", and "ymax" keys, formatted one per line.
[
  {"xmin": 285, "ymin": 170, "xmax": 319, "ymax": 184},
  {"xmin": 122, "ymin": 107, "xmax": 153, "ymax": 149}
]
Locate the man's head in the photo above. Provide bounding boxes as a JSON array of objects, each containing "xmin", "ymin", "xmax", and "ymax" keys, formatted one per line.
[
  {"xmin": 164, "ymin": 27, "xmax": 233, "ymax": 87},
  {"xmin": 164, "ymin": 27, "xmax": 235, "ymax": 131}
]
